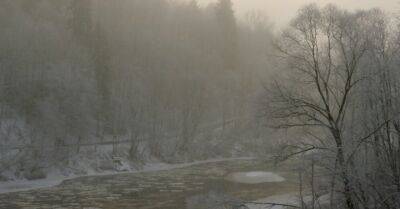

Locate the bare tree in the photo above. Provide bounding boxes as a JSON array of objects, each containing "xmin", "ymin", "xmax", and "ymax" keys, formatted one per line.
[{"xmin": 266, "ymin": 4, "xmax": 374, "ymax": 209}]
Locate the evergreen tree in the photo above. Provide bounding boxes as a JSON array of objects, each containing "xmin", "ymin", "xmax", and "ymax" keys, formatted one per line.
[
  {"xmin": 69, "ymin": 0, "xmax": 93, "ymax": 47},
  {"xmin": 92, "ymin": 21, "xmax": 113, "ymax": 135},
  {"xmin": 215, "ymin": 0, "xmax": 237, "ymax": 71},
  {"xmin": 69, "ymin": 0, "xmax": 113, "ymax": 136}
]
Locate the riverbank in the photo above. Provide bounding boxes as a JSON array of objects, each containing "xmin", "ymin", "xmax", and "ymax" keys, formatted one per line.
[{"xmin": 0, "ymin": 157, "xmax": 254, "ymax": 194}]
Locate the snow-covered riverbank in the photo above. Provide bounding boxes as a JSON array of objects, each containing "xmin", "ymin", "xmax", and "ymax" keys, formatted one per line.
[{"xmin": 0, "ymin": 157, "xmax": 254, "ymax": 194}]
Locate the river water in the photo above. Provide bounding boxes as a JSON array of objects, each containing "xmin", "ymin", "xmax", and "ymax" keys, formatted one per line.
[{"xmin": 0, "ymin": 159, "xmax": 298, "ymax": 209}]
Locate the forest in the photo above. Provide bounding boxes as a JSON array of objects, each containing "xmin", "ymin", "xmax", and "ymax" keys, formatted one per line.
[
  {"xmin": 0, "ymin": 0, "xmax": 274, "ymax": 172},
  {"xmin": 1, "ymin": 0, "xmax": 400, "ymax": 209}
]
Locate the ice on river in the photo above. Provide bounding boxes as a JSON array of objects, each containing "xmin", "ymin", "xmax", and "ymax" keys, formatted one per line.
[
  {"xmin": 226, "ymin": 171, "xmax": 285, "ymax": 184},
  {"xmin": 0, "ymin": 157, "xmax": 253, "ymax": 194}
]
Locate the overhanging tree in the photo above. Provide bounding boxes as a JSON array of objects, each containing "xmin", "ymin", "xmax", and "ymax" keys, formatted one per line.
[{"xmin": 266, "ymin": 4, "xmax": 374, "ymax": 209}]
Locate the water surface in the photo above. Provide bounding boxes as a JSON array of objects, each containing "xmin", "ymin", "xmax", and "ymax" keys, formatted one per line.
[{"xmin": 0, "ymin": 159, "xmax": 298, "ymax": 209}]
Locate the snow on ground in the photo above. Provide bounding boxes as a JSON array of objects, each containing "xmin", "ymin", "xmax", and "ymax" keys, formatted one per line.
[
  {"xmin": 227, "ymin": 171, "xmax": 285, "ymax": 184},
  {"xmin": 0, "ymin": 157, "xmax": 253, "ymax": 194},
  {"xmin": 0, "ymin": 175, "xmax": 65, "ymax": 195}
]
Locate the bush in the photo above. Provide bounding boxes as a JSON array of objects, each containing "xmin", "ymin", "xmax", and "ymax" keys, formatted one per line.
[{"xmin": 24, "ymin": 167, "xmax": 46, "ymax": 180}]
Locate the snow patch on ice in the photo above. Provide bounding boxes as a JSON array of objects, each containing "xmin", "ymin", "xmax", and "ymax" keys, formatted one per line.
[{"xmin": 227, "ymin": 171, "xmax": 285, "ymax": 184}]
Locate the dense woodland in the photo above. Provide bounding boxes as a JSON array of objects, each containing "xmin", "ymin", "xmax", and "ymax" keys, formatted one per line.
[
  {"xmin": 2, "ymin": 0, "xmax": 400, "ymax": 209},
  {"xmin": 0, "ymin": 0, "xmax": 274, "ymax": 178}
]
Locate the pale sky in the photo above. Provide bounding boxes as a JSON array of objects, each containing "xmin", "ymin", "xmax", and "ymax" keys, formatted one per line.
[{"xmin": 196, "ymin": 0, "xmax": 400, "ymax": 26}]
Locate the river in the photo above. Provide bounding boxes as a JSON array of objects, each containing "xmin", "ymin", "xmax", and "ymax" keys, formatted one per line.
[{"xmin": 0, "ymin": 159, "xmax": 298, "ymax": 209}]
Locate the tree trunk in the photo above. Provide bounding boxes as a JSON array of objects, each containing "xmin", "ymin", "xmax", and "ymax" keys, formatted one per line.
[{"xmin": 337, "ymin": 138, "xmax": 355, "ymax": 209}]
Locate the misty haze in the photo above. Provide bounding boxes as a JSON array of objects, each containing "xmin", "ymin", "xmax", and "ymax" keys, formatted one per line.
[{"xmin": 0, "ymin": 1, "xmax": 399, "ymax": 209}]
